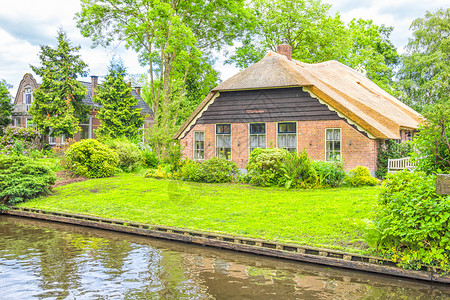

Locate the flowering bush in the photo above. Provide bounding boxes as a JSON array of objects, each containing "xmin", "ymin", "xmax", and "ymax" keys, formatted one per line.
[{"xmin": 0, "ymin": 126, "xmax": 41, "ymax": 155}]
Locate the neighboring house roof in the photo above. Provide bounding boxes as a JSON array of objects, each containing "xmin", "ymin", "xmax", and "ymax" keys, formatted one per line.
[
  {"xmin": 13, "ymin": 73, "xmax": 153, "ymax": 116},
  {"xmin": 79, "ymin": 81, "xmax": 153, "ymax": 115},
  {"xmin": 174, "ymin": 52, "xmax": 422, "ymax": 140}
]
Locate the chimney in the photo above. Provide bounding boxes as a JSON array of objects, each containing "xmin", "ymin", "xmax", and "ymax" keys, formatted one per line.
[
  {"xmin": 91, "ymin": 75, "xmax": 98, "ymax": 97},
  {"xmin": 135, "ymin": 86, "xmax": 141, "ymax": 96},
  {"xmin": 276, "ymin": 39, "xmax": 292, "ymax": 60}
]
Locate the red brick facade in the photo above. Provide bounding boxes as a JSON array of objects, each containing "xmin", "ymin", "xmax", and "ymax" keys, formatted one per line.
[{"xmin": 180, "ymin": 120, "xmax": 380, "ymax": 173}]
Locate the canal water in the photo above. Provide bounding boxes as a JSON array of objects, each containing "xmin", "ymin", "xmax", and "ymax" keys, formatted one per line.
[{"xmin": 1, "ymin": 215, "xmax": 449, "ymax": 299}]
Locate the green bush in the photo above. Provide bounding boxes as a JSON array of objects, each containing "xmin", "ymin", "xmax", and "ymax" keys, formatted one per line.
[
  {"xmin": 283, "ymin": 151, "xmax": 319, "ymax": 189},
  {"xmin": 312, "ymin": 160, "xmax": 346, "ymax": 188},
  {"xmin": 370, "ymin": 171, "xmax": 450, "ymax": 272},
  {"xmin": 246, "ymin": 148, "xmax": 318, "ymax": 188},
  {"xmin": 142, "ymin": 148, "xmax": 159, "ymax": 168},
  {"xmin": 376, "ymin": 140, "xmax": 412, "ymax": 178},
  {"xmin": 178, "ymin": 157, "xmax": 238, "ymax": 183},
  {"xmin": 246, "ymin": 148, "xmax": 288, "ymax": 187},
  {"xmin": 162, "ymin": 141, "xmax": 184, "ymax": 171},
  {"xmin": 0, "ymin": 155, "xmax": 56, "ymax": 206},
  {"xmin": 64, "ymin": 139, "xmax": 119, "ymax": 178},
  {"xmin": 105, "ymin": 138, "xmax": 143, "ymax": 172},
  {"xmin": 345, "ymin": 166, "xmax": 378, "ymax": 187}
]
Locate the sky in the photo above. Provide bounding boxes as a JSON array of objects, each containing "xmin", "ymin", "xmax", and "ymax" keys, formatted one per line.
[{"xmin": 0, "ymin": 0, "xmax": 447, "ymax": 96}]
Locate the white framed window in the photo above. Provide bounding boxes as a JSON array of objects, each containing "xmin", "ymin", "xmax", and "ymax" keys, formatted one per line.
[
  {"xmin": 80, "ymin": 116, "xmax": 93, "ymax": 139},
  {"xmin": 13, "ymin": 117, "xmax": 20, "ymax": 127},
  {"xmin": 249, "ymin": 123, "xmax": 266, "ymax": 154},
  {"xmin": 25, "ymin": 118, "xmax": 33, "ymax": 128},
  {"xmin": 277, "ymin": 122, "xmax": 297, "ymax": 152},
  {"xmin": 193, "ymin": 131, "xmax": 205, "ymax": 160},
  {"xmin": 216, "ymin": 124, "xmax": 231, "ymax": 160},
  {"xmin": 325, "ymin": 128, "xmax": 341, "ymax": 161},
  {"xmin": 23, "ymin": 87, "xmax": 33, "ymax": 112}
]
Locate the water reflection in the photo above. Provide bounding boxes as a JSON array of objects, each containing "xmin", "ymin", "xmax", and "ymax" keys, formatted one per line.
[{"xmin": 0, "ymin": 215, "xmax": 449, "ymax": 299}]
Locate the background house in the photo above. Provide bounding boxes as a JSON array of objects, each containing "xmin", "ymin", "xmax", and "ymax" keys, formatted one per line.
[
  {"xmin": 12, "ymin": 73, "xmax": 153, "ymax": 145},
  {"xmin": 174, "ymin": 43, "xmax": 422, "ymax": 174}
]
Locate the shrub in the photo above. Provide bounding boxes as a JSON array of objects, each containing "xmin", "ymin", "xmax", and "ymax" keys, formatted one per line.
[
  {"xmin": 162, "ymin": 141, "xmax": 183, "ymax": 171},
  {"xmin": 376, "ymin": 140, "xmax": 412, "ymax": 178},
  {"xmin": 64, "ymin": 139, "xmax": 119, "ymax": 178},
  {"xmin": 246, "ymin": 148, "xmax": 318, "ymax": 188},
  {"xmin": 312, "ymin": 160, "xmax": 346, "ymax": 188},
  {"xmin": 0, "ymin": 126, "xmax": 41, "ymax": 155},
  {"xmin": 142, "ymin": 148, "xmax": 159, "ymax": 168},
  {"xmin": 178, "ymin": 157, "xmax": 238, "ymax": 183},
  {"xmin": 345, "ymin": 166, "xmax": 378, "ymax": 187},
  {"xmin": 144, "ymin": 165, "xmax": 175, "ymax": 179},
  {"xmin": 105, "ymin": 138, "xmax": 143, "ymax": 172},
  {"xmin": 246, "ymin": 148, "xmax": 288, "ymax": 187},
  {"xmin": 283, "ymin": 151, "xmax": 319, "ymax": 189},
  {"xmin": 370, "ymin": 171, "xmax": 450, "ymax": 272},
  {"xmin": 0, "ymin": 155, "xmax": 56, "ymax": 206}
]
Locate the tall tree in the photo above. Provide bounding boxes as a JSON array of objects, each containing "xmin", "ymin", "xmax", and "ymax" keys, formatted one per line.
[
  {"xmin": 30, "ymin": 29, "xmax": 89, "ymax": 137},
  {"xmin": 226, "ymin": 0, "xmax": 399, "ymax": 93},
  {"xmin": 76, "ymin": 0, "xmax": 252, "ymax": 154},
  {"xmin": 0, "ymin": 80, "xmax": 13, "ymax": 135},
  {"xmin": 397, "ymin": 8, "xmax": 450, "ymax": 112},
  {"xmin": 94, "ymin": 59, "xmax": 144, "ymax": 139}
]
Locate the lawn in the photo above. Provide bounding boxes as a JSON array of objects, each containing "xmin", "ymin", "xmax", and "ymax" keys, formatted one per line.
[{"xmin": 19, "ymin": 172, "xmax": 380, "ymax": 253}]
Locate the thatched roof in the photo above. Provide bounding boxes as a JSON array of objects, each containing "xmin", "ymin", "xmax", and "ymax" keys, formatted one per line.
[{"xmin": 174, "ymin": 52, "xmax": 422, "ymax": 140}]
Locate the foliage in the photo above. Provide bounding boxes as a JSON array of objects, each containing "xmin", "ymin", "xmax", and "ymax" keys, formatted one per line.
[
  {"xmin": 346, "ymin": 166, "xmax": 378, "ymax": 187},
  {"xmin": 397, "ymin": 8, "xmax": 450, "ymax": 112},
  {"xmin": 312, "ymin": 160, "xmax": 346, "ymax": 188},
  {"xmin": 0, "ymin": 155, "xmax": 56, "ymax": 205},
  {"xmin": 0, "ymin": 80, "xmax": 13, "ymax": 135},
  {"xmin": 371, "ymin": 171, "xmax": 450, "ymax": 272},
  {"xmin": 162, "ymin": 141, "xmax": 184, "ymax": 171},
  {"xmin": 104, "ymin": 138, "xmax": 143, "ymax": 172},
  {"xmin": 144, "ymin": 165, "xmax": 175, "ymax": 179},
  {"xmin": 76, "ymin": 0, "xmax": 251, "ymax": 155},
  {"xmin": 246, "ymin": 148, "xmax": 318, "ymax": 188},
  {"xmin": 64, "ymin": 139, "xmax": 119, "ymax": 178},
  {"xmin": 412, "ymin": 103, "xmax": 450, "ymax": 174},
  {"xmin": 246, "ymin": 148, "xmax": 289, "ymax": 187},
  {"xmin": 94, "ymin": 59, "xmax": 144, "ymax": 139},
  {"xmin": 30, "ymin": 29, "xmax": 89, "ymax": 137},
  {"xmin": 141, "ymin": 148, "xmax": 159, "ymax": 168},
  {"xmin": 376, "ymin": 140, "xmax": 413, "ymax": 178},
  {"xmin": 283, "ymin": 150, "xmax": 319, "ymax": 189},
  {"xmin": 0, "ymin": 126, "xmax": 41, "ymax": 155},
  {"xmin": 178, "ymin": 157, "xmax": 238, "ymax": 183},
  {"xmin": 226, "ymin": 0, "xmax": 399, "ymax": 93}
]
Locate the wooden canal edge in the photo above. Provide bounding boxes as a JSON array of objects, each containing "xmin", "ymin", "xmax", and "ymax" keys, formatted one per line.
[{"xmin": 2, "ymin": 206, "xmax": 450, "ymax": 284}]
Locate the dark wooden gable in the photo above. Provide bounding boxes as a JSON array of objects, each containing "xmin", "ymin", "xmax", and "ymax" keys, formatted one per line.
[{"xmin": 196, "ymin": 87, "xmax": 342, "ymax": 124}]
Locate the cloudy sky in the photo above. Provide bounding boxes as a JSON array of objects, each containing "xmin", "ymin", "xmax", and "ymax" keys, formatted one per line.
[{"xmin": 0, "ymin": 0, "xmax": 447, "ymax": 95}]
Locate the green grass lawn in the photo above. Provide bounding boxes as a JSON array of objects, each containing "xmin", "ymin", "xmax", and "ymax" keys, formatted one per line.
[{"xmin": 19, "ymin": 172, "xmax": 380, "ymax": 253}]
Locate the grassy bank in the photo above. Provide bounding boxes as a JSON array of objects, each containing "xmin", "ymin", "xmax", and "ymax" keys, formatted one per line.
[{"xmin": 19, "ymin": 172, "xmax": 379, "ymax": 253}]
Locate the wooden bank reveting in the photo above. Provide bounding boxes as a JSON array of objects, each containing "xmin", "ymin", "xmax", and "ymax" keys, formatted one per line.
[{"xmin": 3, "ymin": 206, "xmax": 449, "ymax": 284}]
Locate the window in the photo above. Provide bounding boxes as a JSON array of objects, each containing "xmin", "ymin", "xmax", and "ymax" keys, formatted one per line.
[
  {"xmin": 249, "ymin": 123, "xmax": 266, "ymax": 153},
  {"xmin": 26, "ymin": 118, "xmax": 33, "ymax": 128},
  {"xmin": 216, "ymin": 124, "xmax": 231, "ymax": 159},
  {"xmin": 277, "ymin": 122, "xmax": 297, "ymax": 152},
  {"xmin": 24, "ymin": 87, "xmax": 33, "ymax": 112},
  {"xmin": 194, "ymin": 131, "xmax": 205, "ymax": 160},
  {"xmin": 326, "ymin": 128, "xmax": 341, "ymax": 161},
  {"xmin": 13, "ymin": 117, "xmax": 20, "ymax": 127},
  {"xmin": 80, "ymin": 116, "xmax": 92, "ymax": 139}
]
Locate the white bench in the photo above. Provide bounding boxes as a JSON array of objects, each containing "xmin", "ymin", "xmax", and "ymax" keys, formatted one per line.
[{"xmin": 387, "ymin": 157, "xmax": 416, "ymax": 173}]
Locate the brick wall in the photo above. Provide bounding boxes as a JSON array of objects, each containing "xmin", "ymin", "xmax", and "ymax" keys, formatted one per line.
[{"xmin": 181, "ymin": 120, "xmax": 380, "ymax": 173}]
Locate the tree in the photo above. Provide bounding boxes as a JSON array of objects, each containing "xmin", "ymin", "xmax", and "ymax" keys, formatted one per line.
[
  {"xmin": 226, "ymin": 0, "xmax": 399, "ymax": 93},
  {"xmin": 0, "ymin": 80, "xmax": 13, "ymax": 135},
  {"xmin": 397, "ymin": 8, "xmax": 450, "ymax": 112},
  {"xmin": 76, "ymin": 0, "xmax": 252, "ymax": 154},
  {"xmin": 412, "ymin": 103, "xmax": 450, "ymax": 174},
  {"xmin": 30, "ymin": 29, "xmax": 89, "ymax": 138},
  {"xmin": 94, "ymin": 59, "xmax": 144, "ymax": 139}
]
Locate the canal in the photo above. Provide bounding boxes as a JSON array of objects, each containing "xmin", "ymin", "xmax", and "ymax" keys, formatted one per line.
[{"xmin": 1, "ymin": 215, "xmax": 449, "ymax": 299}]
